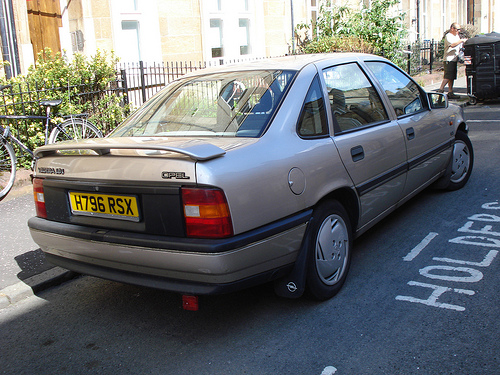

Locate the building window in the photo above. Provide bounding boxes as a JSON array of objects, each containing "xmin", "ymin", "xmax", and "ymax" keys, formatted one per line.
[
  {"xmin": 210, "ymin": 19, "xmax": 223, "ymax": 58},
  {"xmin": 239, "ymin": 18, "xmax": 250, "ymax": 55},
  {"xmin": 209, "ymin": 0, "xmax": 221, "ymax": 12},
  {"xmin": 122, "ymin": 0, "xmax": 138, "ymax": 11},
  {"xmin": 71, "ymin": 30, "xmax": 84, "ymax": 52},
  {"xmin": 121, "ymin": 20, "xmax": 141, "ymax": 61},
  {"xmin": 202, "ymin": 0, "xmax": 261, "ymax": 61},
  {"xmin": 310, "ymin": 0, "xmax": 318, "ymax": 38}
]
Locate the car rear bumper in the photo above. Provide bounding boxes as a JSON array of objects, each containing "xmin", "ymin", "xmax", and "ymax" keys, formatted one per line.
[{"xmin": 28, "ymin": 211, "xmax": 311, "ymax": 295}]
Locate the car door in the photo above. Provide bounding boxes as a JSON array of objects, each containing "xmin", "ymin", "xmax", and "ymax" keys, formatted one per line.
[
  {"xmin": 321, "ymin": 62, "xmax": 407, "ymax": 230},
  {"xmin": 365, "ymin": 61, "xmax": 453, "ymax": 198}
]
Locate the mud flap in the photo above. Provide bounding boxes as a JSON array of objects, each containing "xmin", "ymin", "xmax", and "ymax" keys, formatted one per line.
[{"xmin": 273, "ymin": 220, "xmax": 313, "ymax": 299}]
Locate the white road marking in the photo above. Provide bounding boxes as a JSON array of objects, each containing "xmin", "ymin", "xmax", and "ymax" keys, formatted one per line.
[
  {"xmin": 403, "ymin": 232, "xmax": 438, "ymax": 261},
  {"xmin": 396, "ymin": 281, "xmax": 475, "ymax": 311},
  {"xmin": 466, "ymin": 120, "xmax": 500, "ymax": 122},
  {"xmin": 419, "ymin": 265, "xmax": 483, "ymax": 282},
  {"xmin": 433, "ymin": 250, "xmax": 498, "ymax": 267},
  {"xmin": 321, "ymin": 366, "xmax": 338, "ymax": 375}
]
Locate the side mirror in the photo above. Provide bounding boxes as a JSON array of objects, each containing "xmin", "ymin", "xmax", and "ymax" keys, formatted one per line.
[{"xmin": 428, "ymin": 92, "xmax": 448, "ymax": 109}]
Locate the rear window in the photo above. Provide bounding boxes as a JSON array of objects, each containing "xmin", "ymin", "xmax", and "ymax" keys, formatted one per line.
[{"xmin": 111, "ymin": 70, "xmax": 296, "ymax": 138}]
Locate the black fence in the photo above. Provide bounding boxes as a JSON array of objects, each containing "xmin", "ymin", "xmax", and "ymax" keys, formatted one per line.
[
  {"xmin": 0, "ymin": 75, "xmax": 127, "ymax": 150},
  {"xmin": 0, "ymin": 41, "xmax": 444, "ymax": 142},
  {"xmin": 0, "ymin": 79, "xmax": 126, "ymax": 117},
  {"xmin": 406, "ymin": 39, "xmax": 444, "ymax": 76},
  {"xmin": 117, "ymin": 58, "xmax": 271, "ymax": 108},
  {"xmin": 117, "ymin": 61, "xmax": 208, "ymax": 108},
  {"xmin": 119, "ymin": 45, "xmax": 445, "ymax": 108}
]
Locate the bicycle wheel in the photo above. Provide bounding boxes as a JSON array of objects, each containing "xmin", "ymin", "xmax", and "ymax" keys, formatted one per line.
[
  {"xmin": 48, "ymin": 118, "xmax": 103, "ymax": 144},
  {"xmin": 0, "ymin": 140, "xmax": 17, "ymax": 201}
]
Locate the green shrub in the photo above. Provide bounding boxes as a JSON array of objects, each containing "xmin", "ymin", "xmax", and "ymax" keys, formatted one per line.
[
  {"xmin": 0, "ymin": 48, "xmax": 130, "ymax": 166},
  {"xmin": 296, "ymin": 0, "xmax": 408, "ymax": 68},
  {"xmin": 301, "ymin": 35, "xmax": 374, "ymax": 54}
]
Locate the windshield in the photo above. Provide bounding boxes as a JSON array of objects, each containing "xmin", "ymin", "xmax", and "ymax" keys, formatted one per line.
[{"xmin": 111, "ymin": 70, "xmax": 296, "ymax": 138}]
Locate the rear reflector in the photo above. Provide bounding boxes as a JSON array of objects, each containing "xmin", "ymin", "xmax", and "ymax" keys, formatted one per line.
[
  {"xmin": 182, "ymin": 295, "xmax": 199, "ymax": 311},
  {"xmin": 33, "ymin": 178, "xmax": 47, "ymax": 218},
  {"xmin": 181, "ymin": 187, "xmax": 233, "ymax": 238}
]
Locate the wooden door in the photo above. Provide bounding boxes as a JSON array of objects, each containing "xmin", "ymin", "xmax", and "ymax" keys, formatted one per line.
[{"xmin": 27, "ymin": 0, "xmax": 62, "ymax": 57}]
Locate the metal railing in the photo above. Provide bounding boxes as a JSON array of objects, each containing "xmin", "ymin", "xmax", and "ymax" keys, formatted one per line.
[
  {"xmin": 0, "ymin": 76, "xmax": 127, "ymax": 142},
  {"xmin": 117, "ymin": 61, "xmax": 207, "ymax": 107},
  {"xmin": 117, "ymin": 57, "xmax": 273, "ymax": 108},
  {"xmin": 406, "ymin": 39, "xmax": 444, "ymax": 76},
  {"xmin": 0, "ymin": 42, "xmax": 443, "ymax": 144}
]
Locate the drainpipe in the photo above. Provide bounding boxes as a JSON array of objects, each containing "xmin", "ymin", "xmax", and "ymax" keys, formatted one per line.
[
  {"xmin": 290, "ymin": 0, "xmax": 295, "ymax": 54},
  {"xmin": 416, "ymin": 0, "xmax": 420, "ymax": 40},
  {"xmin": 6, "ymin": 0, "xmax": 19, "ymax": 75},
  {"xmin": 0, "ymin": 0, "xmax": 12, "ymax": 78},
  {"xmin": 0, "ymin": 0, "xmax": 20, "ymax": 78}
]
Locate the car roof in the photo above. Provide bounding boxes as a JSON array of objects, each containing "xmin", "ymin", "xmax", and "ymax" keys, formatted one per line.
[{"xmin": 182, "ymin": 53, "xmax": 387, "ymax": 77}]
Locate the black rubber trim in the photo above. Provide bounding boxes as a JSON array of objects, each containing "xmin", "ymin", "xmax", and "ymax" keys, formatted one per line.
[
  {"xmin": 356, "ymin": 163, "xmax": 407, "ymax": 196},
  {"xmin": 356, "ymin": 139, "xmax": 453, "ymax": 196},
  {"xmin": 407, "ymin": 139, "xmax": 453, "ymax": 170},
  {"xmin": 44, "ymin": 253, "xmax": 294, "ymax": 295},
  {"xmin": 28, "ymin": 209, "xmax": 312, "ymax": 254}
]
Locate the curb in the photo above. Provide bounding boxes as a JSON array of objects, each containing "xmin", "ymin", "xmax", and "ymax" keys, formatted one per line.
[
  {"xmin": 1, "ymin": 168, "xmax": 33, "ymax": 203},
  {"xmin": 0, "ymin": 267, "xmax": 79, "ymax": 310}
]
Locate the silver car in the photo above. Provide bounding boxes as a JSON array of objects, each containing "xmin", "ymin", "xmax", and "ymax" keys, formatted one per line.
[{"xmin": 28, "ymin": 54, "xmax": 473, "ymax": 302}]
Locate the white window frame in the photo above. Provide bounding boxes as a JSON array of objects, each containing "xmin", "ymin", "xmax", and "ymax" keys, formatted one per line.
[
  {"xmin": 201, "ymin": 0, "xmax": 265, "ymax": 63},
  {"xmin": 110, "ymin": 0, "xmax": 162, "ymax": 63}
]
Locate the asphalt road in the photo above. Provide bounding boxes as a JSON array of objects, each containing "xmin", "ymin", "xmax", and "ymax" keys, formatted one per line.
[
  {"xmin": 0, "ymin": 100, "xmax": 498, "ymax": 374},
  {"xmin": 0, "ymin": 194, "xmax": 50, "ymax": 289}
]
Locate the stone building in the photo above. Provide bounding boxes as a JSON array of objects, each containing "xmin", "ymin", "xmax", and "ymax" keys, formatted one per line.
[{"xmin": 0, "ymin": 0, "xmax": 498, "ymax": 78}]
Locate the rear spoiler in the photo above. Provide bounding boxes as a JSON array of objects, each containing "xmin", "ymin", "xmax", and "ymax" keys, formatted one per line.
[{"xmin": 34, "ymin": 141, "xmax": 226, "ymax": 161}]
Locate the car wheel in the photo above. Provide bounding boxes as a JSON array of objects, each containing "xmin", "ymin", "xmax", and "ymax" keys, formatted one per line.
[
  {"xmin": 306, "ymin": 200, "xmax": 352, "ymax": 301},
  {"xmin": 446, "ymin": 131, "xmax": 474, "ymax": 191}
]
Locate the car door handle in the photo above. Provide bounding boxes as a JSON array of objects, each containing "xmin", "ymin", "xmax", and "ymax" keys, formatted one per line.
[
  {"xmin": 406, "ymin": 127, "xmax": 415, "ymax": 140},
  {"xmin": 351, "ymin": 145, "xmax": 365, "ymax": 162}
]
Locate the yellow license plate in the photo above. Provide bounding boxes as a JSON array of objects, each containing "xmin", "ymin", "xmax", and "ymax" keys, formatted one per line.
[{"xmin": 69, "ymin": 192, "xmax": 140, "ymax": 222}]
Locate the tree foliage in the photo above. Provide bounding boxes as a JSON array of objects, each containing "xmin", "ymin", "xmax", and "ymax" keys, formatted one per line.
[{"xmin": 297, "ymin": 0, "xmax": 408, "ymax": 67}]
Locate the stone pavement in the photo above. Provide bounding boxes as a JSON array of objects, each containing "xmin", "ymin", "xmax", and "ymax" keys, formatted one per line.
[
  {"xmin": 0, "ymin": 180, "xmax": 77, "ymax": 309},
  {"xmin": 418, "ymin": 66, "xmax": 468, "ymax": 100},
  {"xmin": 0, "ymin": 68, "xmax": 470, "ymax": 310}
]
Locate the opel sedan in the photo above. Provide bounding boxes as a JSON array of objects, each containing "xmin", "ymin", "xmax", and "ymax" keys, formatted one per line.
[{"xmin": 28, "ymin": 53, "xmax": 473, "ymax": 303}]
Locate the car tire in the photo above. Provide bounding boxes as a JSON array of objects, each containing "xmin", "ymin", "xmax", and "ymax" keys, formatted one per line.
[
  {"xmin": 306, "ymin": 200, "xmax": 352, "ymax": 301},
  {"xmin": 436, "ymin": 131, "xmax": 474, "ymax": 191}
]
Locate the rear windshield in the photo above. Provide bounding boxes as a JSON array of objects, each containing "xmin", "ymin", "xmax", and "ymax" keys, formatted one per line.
[{"xmin": 110, "ymin": 70, "xmax": 296, "ymax": 138}]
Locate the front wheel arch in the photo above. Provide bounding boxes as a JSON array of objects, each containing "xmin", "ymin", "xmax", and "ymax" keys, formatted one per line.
[{"xmin": 435, "ymin": 130, "xmax": 474, "ymax": 191}]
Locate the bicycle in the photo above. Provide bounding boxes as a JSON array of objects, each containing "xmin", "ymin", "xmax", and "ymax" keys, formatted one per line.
[{"xmin": 0, "ymin": 96, "xmax": 103, "ymax": 201}]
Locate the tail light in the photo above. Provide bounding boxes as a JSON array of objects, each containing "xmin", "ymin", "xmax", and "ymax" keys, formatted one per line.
[
  {"xmin": 464, "ymin": 56, "xmax": 472, "ymax": 65},
  {"xmin": 181, "ymin": 187, "xmax": 233, "ymax": 238},
  {"xmin": 33, "ymin": 178, "xmax": 47, "ymax": 218}
]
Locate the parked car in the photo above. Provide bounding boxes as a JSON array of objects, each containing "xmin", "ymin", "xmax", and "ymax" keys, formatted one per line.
[{"xmin": 28, "ymin": 53, "xmax": 473, "ymax": 303}]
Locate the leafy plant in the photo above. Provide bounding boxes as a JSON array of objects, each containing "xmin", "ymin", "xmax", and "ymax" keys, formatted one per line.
[
  {"xmin": 296, "ymin": 0, "xmax": 408, "ymax": 68},
  {"xmin": 301, "ymin": 35, "xmax": 374, "ymax": 54},
  {"xmin": 0, "ymin": 48, "xmax": 130, "ymax": 166},
  {"xmin": 458, "ymin": 24, "xmax": 479, "ymax": 39}
]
